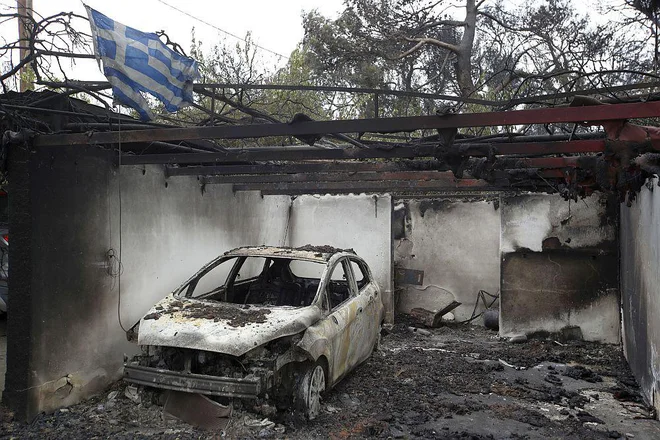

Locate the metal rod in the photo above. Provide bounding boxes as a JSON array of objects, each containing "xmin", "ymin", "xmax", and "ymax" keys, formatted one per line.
[
  {"xmin": 119, "ymin": 139, "xmax": 617, "ymax": 165},
  {"xmin": 61, "ymin": 79, "xmax": 660, "ymax": 107},
  {"xmin": 33, "ymin": 101, "xmax": 660, "ymax": 147},
  {"xmin": 204, "ymin": 171, "xmax": 457, "ymax": 184},
  {"xmin": 166, "ymin": 161, "xmax": 446, "ymax": 176},
  {"xmin": 255, "ymin": 187, "xmax": 554, "ymax": 196},
  {"xmin": 232, "ymin": 179, "xmax": 491, "ymax": 193},
  {"xmin": 201, "ymin": 169, "xmax": 564, "ymax": 184}
]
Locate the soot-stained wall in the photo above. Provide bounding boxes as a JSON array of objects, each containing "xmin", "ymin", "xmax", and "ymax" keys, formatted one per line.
[
  {"xmin": 286, "ymin": 194, "xmax": 394, "ymax": 322},
  {"xmin": 620, "ymin": 176, "xmax": 660, "ymax": 414},
  {"xmin": 500, "ymin": 193, "xmax": 620, "ymax": 343},
  {"xmin": 4, "ymin": 144, "xmax": 290, "ymax": 419},
  {"xmin": 392, "ymin": 198, "xmax": 502, "ymax": 321}
]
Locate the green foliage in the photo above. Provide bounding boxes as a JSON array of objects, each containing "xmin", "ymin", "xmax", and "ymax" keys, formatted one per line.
[
  {"xmin": 302, "ymin": 0, "xmax": 657, "ymax": 104},
  {"xmin": 141, "ymin": 1, "xmax": 658, "ymax": 142}
]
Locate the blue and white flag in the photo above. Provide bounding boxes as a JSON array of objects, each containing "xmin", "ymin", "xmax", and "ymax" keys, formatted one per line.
[{"xmin": 85, "ymin": 6, "xmax": 199, "ymax": 120}]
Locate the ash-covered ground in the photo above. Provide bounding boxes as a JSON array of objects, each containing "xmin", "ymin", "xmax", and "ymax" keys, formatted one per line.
[{"xmin": 2, "ymin": 318, "xmax": 659, "ymax": 439}]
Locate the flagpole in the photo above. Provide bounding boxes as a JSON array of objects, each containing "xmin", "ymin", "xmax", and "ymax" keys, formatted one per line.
[{"xmin": 16, "ymin": 0, "xmax": 33, "ymax": 92}]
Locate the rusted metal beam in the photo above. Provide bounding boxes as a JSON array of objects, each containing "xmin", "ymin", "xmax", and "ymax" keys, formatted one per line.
[
  {"xmin": 33, "ymin": 101, "xmax": 660, "ymax": 147},
  {"xmin": 166, "ymin": 156, "xmax": 590, "ymax": 177},
  {"xmin": 167, "ymin": 158, "xmax": 589, "ymax": 178},
  {"xmin": 519, "ymin": 157, "xmax": 581, "ymax": 168},
  {"xmin": 167, "ymin": 161, "xmax": 447, "ymax": 176},
  {"xmin": 504, "ymin": 169, "xmax": 566, "ymax": 178},
  {"xmin": 204, "ymin": 171, "xmax": 455, "ymax": 184},
  {"xmin": 122, "ymin": 140, "xmax": 617, "ymax": 165},
  {"xmin": 234, "ymin": 182, "xmax": 560, "ymax": 195},
  {"xmin": 256, "ymin": 186, "xmax": 560, "ymax": 196}
]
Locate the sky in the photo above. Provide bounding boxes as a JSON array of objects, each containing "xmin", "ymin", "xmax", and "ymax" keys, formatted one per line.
[
  {"xmin": 0, "ymin": 0, "xmax": 346, "ymax": 84},
  {"xmin": 0, "ymin": 0, "xmax": 640, "ymax": 88}
]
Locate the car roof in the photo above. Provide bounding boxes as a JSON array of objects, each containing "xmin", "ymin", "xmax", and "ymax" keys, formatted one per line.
[{"xmin": 223, "ymin": 245, "xmax": 357, "ymax": 263}]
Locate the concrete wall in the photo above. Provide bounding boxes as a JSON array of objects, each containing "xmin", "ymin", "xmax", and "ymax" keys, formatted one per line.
[
  {"xmin": 393, "ymin": 198, "xmax": 501, "ymax": 321},
  {"xmin": 500, "ymin": 193, "xmax": 620, "ymax": 344},
  {"xmin": 119, "ymin": 167, "xmax": 290, "ymax": 326},
  {"xmin": 286, "ymin": 194, "xmax": 393, "ymax": 322},
  {"xmin": 5, "ymin": 144, "xmax": 290, "ymax": 419},
  {"xmin": 620, "ymin": 176, "xmax": 660, "ymax": 414}
]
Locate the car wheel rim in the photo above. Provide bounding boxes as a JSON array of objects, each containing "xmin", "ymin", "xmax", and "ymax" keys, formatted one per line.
[{"xmin": 308, "ymin": 365, "xmax": 325, "ymax": 419}]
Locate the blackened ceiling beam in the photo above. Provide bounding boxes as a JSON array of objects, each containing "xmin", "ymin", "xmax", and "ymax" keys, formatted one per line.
[
  {"xmin": 255, "ymin": 187, "xmax": 558, "ymax": 196},
  {"xmin": 33, "ymin": 101, "xmax": 660, "ymax": 147},
  {"xmin": 166, "ymin": 157, "xmax": 586, "ymax": 178},
  {"xmin": 258, "ymin": 190, "xmax": 511, "ymax": 197},
  {"xmin": 120, "ymin": 139, "xmax": 626, "ymax": 165},
  {"xmin": 231, "ymin": 180, "xmax": 559, "ymax": 195},
  {"xmin": 232, "ymin": 179, "xmax": 494, "ymax": 193},
  {"xmin": 200, "ymin": 169, "xmax": 565, "ymax": 185},
  {"xmin": 204, "ymin": 171, "xmax": 453, "ymax": 184},
  {"xmin": 166, "ymin": 161, "xmax": 442, "ymax": 176}
]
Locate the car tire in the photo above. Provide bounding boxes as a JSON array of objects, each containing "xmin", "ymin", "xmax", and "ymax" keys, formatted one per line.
[{"xmin": 295, "ymin": 362, "xmax": 326, "ymax": 420}]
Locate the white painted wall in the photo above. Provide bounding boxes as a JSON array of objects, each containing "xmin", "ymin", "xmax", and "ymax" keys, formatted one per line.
[
  {"xmin": 621, "ymin": 176, "xmax": 660, "ymax": 414},
  {"xmin": 120, "ymin": 165, "xmax": 291, "ymax": 326},
  {"xmin": 11, "ymin": 150, "xmax": 292, "ymax": 418},
  {"xmin": 286, "ymin": 194, "xmax": 393, "ymax": 322},
  {"xmin": 394, "ymin": 198, "xmax": 502, "ymax": 321}
]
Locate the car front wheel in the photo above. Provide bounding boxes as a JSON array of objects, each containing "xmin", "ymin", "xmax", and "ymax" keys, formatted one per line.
[{"xmin": 296, "ymin": 362, "xmax": 326, "ymax": 420}]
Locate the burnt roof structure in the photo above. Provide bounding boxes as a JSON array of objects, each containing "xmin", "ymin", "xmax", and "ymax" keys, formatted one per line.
[{"xmin": 2, "ymin": 89, "xmax": 660, "ymax": 204}]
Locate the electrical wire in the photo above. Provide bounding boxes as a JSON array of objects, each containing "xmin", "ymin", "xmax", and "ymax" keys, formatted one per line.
[
  {"xmin": 153, "ymin": 0, "xmax": 289, "ymax": 60},
  {"xmin": 116, "ymin": 112, "xmax": 128, "ymax": 333},
  {"xmin": 459, "ymin": 289, "xmax": 500, "ymax": 324}
]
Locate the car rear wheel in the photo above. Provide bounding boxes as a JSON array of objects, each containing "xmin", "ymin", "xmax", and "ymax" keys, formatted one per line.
[{"xmin": 296, "ymin": 362, "xmax": 326, "ymax": 420}]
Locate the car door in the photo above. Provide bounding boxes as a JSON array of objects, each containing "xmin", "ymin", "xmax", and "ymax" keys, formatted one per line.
[
  {"xmin": 322, "ymin": 257, "xmax": 364, "ymax": 384},
  {"xmin": 348, "ymin": 257, "xmax": 383, "ymax": 362}
]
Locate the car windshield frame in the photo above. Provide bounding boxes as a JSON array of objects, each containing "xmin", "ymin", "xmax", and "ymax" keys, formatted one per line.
[{"xmin": 174, "ymin": 253, "xmax": 335, "ymax": 309}]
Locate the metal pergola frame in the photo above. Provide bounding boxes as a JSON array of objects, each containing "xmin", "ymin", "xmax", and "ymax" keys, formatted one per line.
[{"xmin": 29, "ymin": 100, "xmax": 660, "ymax": 197}]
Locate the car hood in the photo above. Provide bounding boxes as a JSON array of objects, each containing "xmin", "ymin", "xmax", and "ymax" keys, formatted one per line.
[{"xmin": 137, "ymin": 295, "xmax": 323, "ymax": 356}]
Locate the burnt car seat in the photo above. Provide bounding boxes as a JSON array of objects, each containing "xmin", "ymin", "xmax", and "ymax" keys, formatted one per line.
[{"xmin": 246, "ymin": 260, "xmax": 303, "ymax": 306}]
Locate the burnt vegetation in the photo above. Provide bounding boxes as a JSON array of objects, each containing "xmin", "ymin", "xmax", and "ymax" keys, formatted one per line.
[{"xmin": 0, "ymin": 1, "xmax": 659, "ymax": 202}]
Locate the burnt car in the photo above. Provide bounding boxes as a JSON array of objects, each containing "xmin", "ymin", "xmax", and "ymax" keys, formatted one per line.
[{"xmin": 124, "ymin": 245, "xmax": 384, "ymax": 419}]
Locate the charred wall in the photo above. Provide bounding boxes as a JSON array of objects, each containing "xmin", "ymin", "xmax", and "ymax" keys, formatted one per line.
[
  {"xmin": 620, "ymin": 176, "xmax": 660, "ymax": 414},
  {"xmin": 4, "ymin": 144, "xmax": 289, "ymax": 419},
  {"xmin": 393, "ymin": 197, "xmax": 502, "ymax": 321},
  {"xmin": 500, "ymin": 193, "xmax": 620, "ymax": 344},
  {"xmin": 6, "ymin": 145, "xmax": 122, "ymax": 420}
]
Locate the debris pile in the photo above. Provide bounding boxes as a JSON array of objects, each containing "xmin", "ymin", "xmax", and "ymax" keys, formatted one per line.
[{"xmin": 1, "ymin": 319, "xmax": 658, "ymax": 439}]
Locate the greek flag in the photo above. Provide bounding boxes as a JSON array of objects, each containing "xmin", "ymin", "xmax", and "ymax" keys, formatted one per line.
[{"xmin": 85, "ymin": 6, "xmax": 199, "ymax": 120}]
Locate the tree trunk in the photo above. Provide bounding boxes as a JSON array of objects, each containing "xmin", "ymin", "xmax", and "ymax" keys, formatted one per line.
[{"xmin": 454, "ymin": 0, "xmax": 478, "ymax": 97}]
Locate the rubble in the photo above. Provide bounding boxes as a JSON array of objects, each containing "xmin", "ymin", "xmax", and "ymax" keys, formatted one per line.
[
  {"xmin": 1, "ymin": 320, "xmax": 659, "ymax": 439},
  {"xmin": 163, "ymin": 391, "xmax": 231, "ymax": 430},
  {"xmin": 409, "ymin": 303, "xmax": 460, "ymax": 328},
  {"xmin": 508, "ymin": 334, "xmax": 528, "ymax": 343}
]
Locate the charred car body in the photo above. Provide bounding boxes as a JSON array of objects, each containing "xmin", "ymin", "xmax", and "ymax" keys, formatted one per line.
[{"xmin": 124, "ymin": 245, "xmax": 384, "ymax": 419}]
